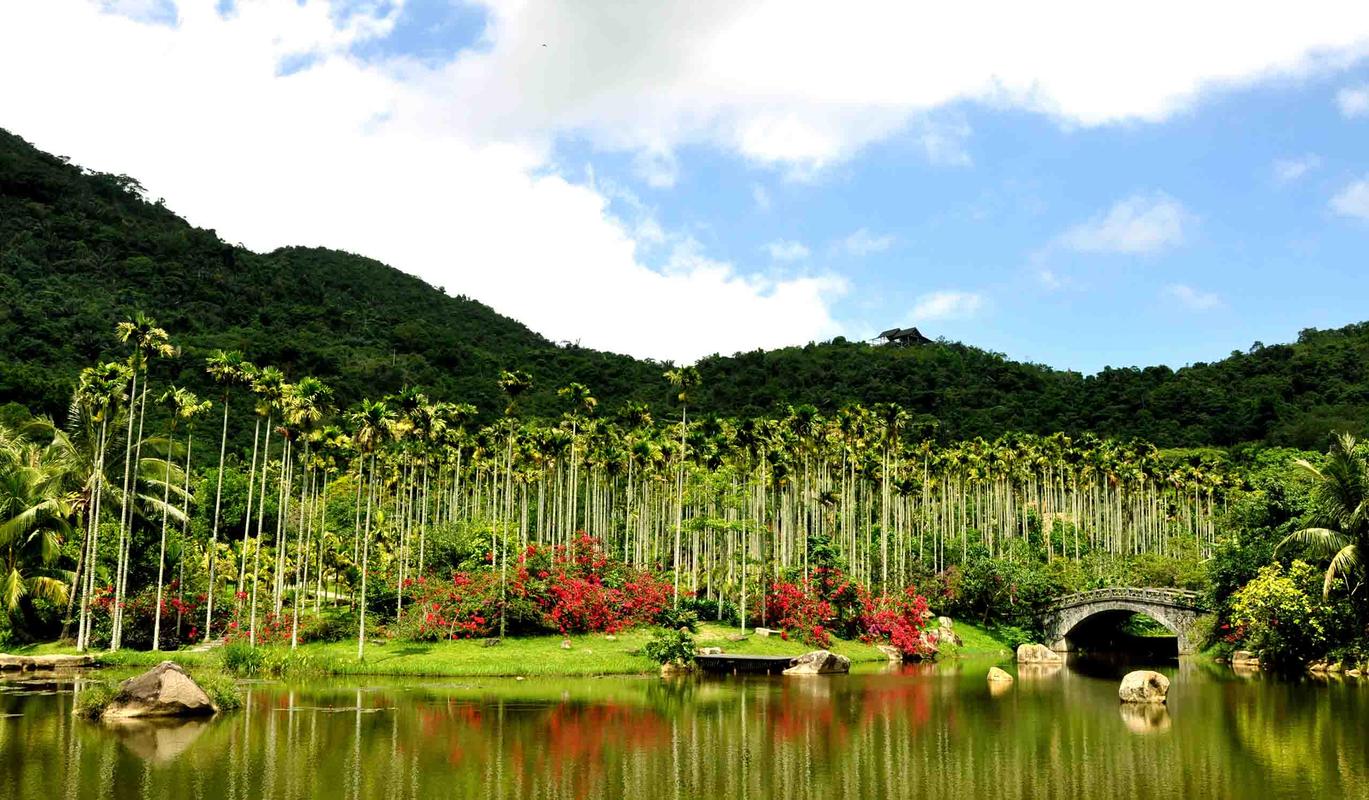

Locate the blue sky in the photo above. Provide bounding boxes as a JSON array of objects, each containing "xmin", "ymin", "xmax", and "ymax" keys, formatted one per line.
[{"xmin": 5, "ymin": 1, "xmax": 1369, "ymax": 371}]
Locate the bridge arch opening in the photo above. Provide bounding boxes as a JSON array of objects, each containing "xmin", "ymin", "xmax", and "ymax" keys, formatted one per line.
[{"xmin": 1057, "ymin": 609, "xmax": 1180, "ymax": 659}]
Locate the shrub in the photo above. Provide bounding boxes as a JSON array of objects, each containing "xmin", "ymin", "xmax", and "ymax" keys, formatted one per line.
[
  {"xmin": 1229, "ymin": 561, "xmax": 1330, "ymax": 670},
  {"xmin": 858, "ymin": 587, "xmax": 934, "ymax": 658},
  {"xmin": 222, "ymin": 641, "xmax": 266, "ymax": 676},
  {"xmin": 74, "ymin": 681, "xmax": 116, "ymax": 719},
  {"xmin": 654, "ymin": 605, "xmax": 699, "ymax": 632},
  {"xmin": 196, "ymin": 672, "xmax": 243, "ymax": 711},
  {"xmin": 644, "ymin": 628, "xmax": 695, "ymax": 666},
  {"xmin": 297, "ymin": 610, "xmax": 356, "ymax": 643},
  {"xmin": 392, "ymin": 535, "xmax": 674, "ymax": 642},
  {"xmin": 85, "ymin": 585, "xmax": 235, "ymax": 651}
]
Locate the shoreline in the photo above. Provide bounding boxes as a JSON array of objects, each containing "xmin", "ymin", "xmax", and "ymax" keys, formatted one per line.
[{"xmin": 2, "ymin": 621, "xmax": 1014, "ymax": 680}]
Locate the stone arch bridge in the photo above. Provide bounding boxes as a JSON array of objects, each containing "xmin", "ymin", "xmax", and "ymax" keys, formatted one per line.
[{"xmin": 1042, "ymin": 588, "xmax": 1212, "ymax": 655}]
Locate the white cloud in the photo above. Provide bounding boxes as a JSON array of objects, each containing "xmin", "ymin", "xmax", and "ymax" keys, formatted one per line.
[
  {"xmin": 765, "ymin": 240, "xmax": 810, "ymax": 262},
  {"xmin": 1164, "ymin": 283, "xmax": 1222, "ymax": 311},
  {"xmin": 0, "ymin": 1, "xmax": 851, "ymax": 364},
  {"xmin": 427, "ymin": 1, "xmax": 1369, "ymax": 174},
  {"xmin": 910, "ymin": 290, "xmax": 984, "ymax": 322},
  {"xmin": 916, "ymin": 116, "xmax": 973, "ymax": 166},
  {"xmin": 1037, "ymin": 269, "xmax": 1064, "ymax": 290},
  {"xmin": 5, "ymin": 1, "xmax": 1369, "ymax": 361},
  {"xmin": 1330, "ymin": 175, "xmax": 1369, "ymax": 220},
  {"xmin": 1273, "ymin": 154, "xmax": 1321, "ymax": 182},
  {"xmin": 840, "ymin": 228, "xmax": 896, "ymax": 256},
  {"xmin": 751, "ymin": 184, "xmax": 772, "ymax": 211},
  {"xmin": 1055, "ymin": 192, "xmax": 1190, "ymax": 255},
  {"xmin": 1337, "ymin": 84, "xmax": 1369, "ymax": 117}
]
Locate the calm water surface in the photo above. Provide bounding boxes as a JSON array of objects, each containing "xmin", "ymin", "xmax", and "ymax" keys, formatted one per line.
[{"xmin": 1, "ymin": 658, "xmax": 1366, "ymax": 800}]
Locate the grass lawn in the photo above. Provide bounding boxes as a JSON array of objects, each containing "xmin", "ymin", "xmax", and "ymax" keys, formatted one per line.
[{"xmin": 5, "ymin": 619, "xmax": 1005, "ymax": 678}]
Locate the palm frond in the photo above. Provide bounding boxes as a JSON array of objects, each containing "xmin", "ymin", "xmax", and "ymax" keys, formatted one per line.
[
  {"xmin": 27, "ymin": 575, "xmax": 70, "ymax": 606},
  {"xmin": 1324, "ymin": 544, "xmax": 1363, "ymax": 598},
  {"xmin": 1277, "ymin": 527, "xmax": 1352, "ymax": 561},
  {"xmin": 1, "ymin": 568, "xmax": 24, "ymax": 613}
]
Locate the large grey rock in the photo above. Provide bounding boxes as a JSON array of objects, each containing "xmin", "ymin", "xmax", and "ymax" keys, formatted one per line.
[
  {"xmin": 1118, "ymin": 670, "xmax": 1170, "ymax": 704},
  {"xmin": 102, "ymin": 661, "xmax": 216, "ymax": 719},
  {"xmin": 1231, "ymin": 650, "xmax": 1259, "ymax": 667},
  {"xmin": 933, "ymin": 617, "xmax": 963, "ymax": 646},
  {"xmin": 783, "ymin": 650, "xmax": 851, "ymax": 676},
  {"xmin": 1016, "ymin": 643, "xmax": 1064, "ymax": 664}
]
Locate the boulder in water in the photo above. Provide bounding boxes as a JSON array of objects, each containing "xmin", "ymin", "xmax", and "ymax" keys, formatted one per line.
[
  {"xmin": 783, "ymin": 650, "xmax": 851, "ymax": 676},
  {"xmin": 102, "ymin": 662, "xmax": 217, "ymax": 719},
  {"xmin": 1016, "ymin": 643, "xmax": 1063, "ymax": 664},
  {"xmin": 987, "ymin": 666, "xmax": 1014, "ymax": 683},
  {"xmin": 1118, "ymin": 670, "xmax": 1170, "ymax": 704}
]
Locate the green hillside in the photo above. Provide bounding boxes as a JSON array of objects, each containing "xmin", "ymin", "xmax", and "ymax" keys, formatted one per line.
[{"xmin": 1, "ymin": 127, "xmax": 1365, "ymax": 448}]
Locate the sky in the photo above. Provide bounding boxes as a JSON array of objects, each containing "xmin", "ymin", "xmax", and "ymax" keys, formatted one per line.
[{"xmin": 3, "ymin": 1, "xmax": 1369, "ymax": 372}]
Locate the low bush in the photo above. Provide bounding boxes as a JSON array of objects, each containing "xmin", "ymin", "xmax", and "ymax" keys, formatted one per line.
[
  {"xmin": 644, "ymin": 628, "xmax": 695, "ymax": 666},
  {"xmin": 221, "ymin": 641, "xmax": 266, "ymax": 676}
]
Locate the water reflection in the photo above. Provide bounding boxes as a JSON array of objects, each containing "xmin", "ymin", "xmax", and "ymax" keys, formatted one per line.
[{"xmin": 1, "ymin": 660, "xmax": 1365, "ymax": 800}]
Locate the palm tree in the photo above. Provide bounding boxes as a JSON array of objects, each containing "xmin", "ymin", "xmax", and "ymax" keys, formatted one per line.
[
  {"xmin": 348, "ymin": 398, "xmax": 395, "ymax": 659},
  {"xmin": 557, "ymin": 383, "xmax": 597, "ymax": 536},
  {"xmin": 496, "ymin": 371, "xmax": 533, "ymax": 636},
  {"xmin": 1279, "ymin": 433, "xmax": 1368, "ymax": 599},
  {"xmin": 152, "ymin": 386, "xmax": 208, "ymax": 650},
  {"xmin": 110, "ymin": 313, "xmax": 176, "ymax": 649},
  {"xmin": 67, "ymin": 361, "xmax": 130, "ymax": 650},
  {"xmin": 202, "ymin": 349, "xmax": 248, "ymax": 642},
  {"xmin": 0, "ymin": 434, "xmax": 74, "ymax": 626},
  {"xmin": 664, "ymin": 366, "xmax": 700, "ymax": 603}
]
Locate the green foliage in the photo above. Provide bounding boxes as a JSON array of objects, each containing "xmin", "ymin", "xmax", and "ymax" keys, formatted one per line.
[
  {"xmin": 221, "ymin": 641, "xmax": 266, "ymax": 676},
  {"xmin": 296, "ymin": 610, "xmax": 357, "ymax": 644},
  {"xmin": 987, "ymin": 624, "xmax": 1036, "ymax": 652},
  {"xmin": 73, "ymin": 681, "xmax": 116, "ymax": 719},
  {"xmin": 195, "ymin": 671, "xmax": 243, "ymax": 711},
  {"xmin": 643, "ymin": 627, "xmax": 696, "ymax": 666},
  {"xmin": 1229, "ymin": 561, "xmax": 1330, "ymax": 670},
  {"xmin": 654, "ymin": 606, "xmax": 699, "ymax": 632}
]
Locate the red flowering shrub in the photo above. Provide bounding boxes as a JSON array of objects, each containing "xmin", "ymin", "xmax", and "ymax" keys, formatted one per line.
[
  {"xmin": 765, "ymin": 579, "xmax": 836, "ymax": 647},
  {"xmin": 858, "ymin": 587, "xmax": 935, "ymax": 658},
  {"xmin": 765, "ymin": 570, "xmax": 933, "ymax": 656},
  {"xmin": 396, "ymin": 534, "xmax": 673, "ymax": 640},
  {"xmin": 86, "ymin": 584, "xmax": 235, "ymax": 650}
]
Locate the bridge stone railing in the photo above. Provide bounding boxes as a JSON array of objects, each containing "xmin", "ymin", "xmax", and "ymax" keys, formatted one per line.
[{"xmin": 1042, "ymin": 587, "xmax": 1211, "ymax": 656}]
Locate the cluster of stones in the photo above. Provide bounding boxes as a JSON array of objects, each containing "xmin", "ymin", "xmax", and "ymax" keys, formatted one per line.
[
  {"xmin": 1228, "ymin": 650, "xmax": 1367, "ymax": 677},
  {"xmin": 0, "ymin": 653, "xmax": 95, "ymax": 671}
]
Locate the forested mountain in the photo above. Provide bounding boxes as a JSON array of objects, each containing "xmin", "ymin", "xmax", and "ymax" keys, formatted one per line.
[{"xmin": 1, "ymin": 127, "xmax": 1365, "ymax": 449}]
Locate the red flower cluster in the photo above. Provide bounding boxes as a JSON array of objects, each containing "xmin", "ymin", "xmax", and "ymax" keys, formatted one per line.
[
  {"xmin": 400, "ymin": 534, "xmax": 673, "ymax": 640},
  {"xmin": 765, "ymin": 570, "xmax": 933, "ymax": 656},
  {"xmin": 512, "ymin": 534, "xmax": 671, "ymax": 634}
]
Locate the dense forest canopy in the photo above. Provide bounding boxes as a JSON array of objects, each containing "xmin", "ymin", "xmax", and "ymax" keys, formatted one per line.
[{"xmin": 2, "ymin": 127, "xmax": 1366, "ymax": 450}]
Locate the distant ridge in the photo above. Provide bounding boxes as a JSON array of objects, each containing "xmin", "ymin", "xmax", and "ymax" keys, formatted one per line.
[{"xmin": 2, "ymin": 127, "xmax": 1366, "ymax": 449}]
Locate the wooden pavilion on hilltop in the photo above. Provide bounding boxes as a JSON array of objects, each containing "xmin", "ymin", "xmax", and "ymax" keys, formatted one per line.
[{"xmin": 875, "ymin": 326, "xmax": 933, "ymax": 347}]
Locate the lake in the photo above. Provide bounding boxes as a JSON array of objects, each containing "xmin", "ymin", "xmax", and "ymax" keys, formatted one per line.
[{"xmin": 1, "ymin": 658, "xmax": 1365, "ymax": 799}]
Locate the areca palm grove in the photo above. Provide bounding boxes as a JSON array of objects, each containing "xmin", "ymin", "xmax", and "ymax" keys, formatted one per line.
[{"xmin": 0, "ymin": 313, "xmax": 1245, "ymax": 651}]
